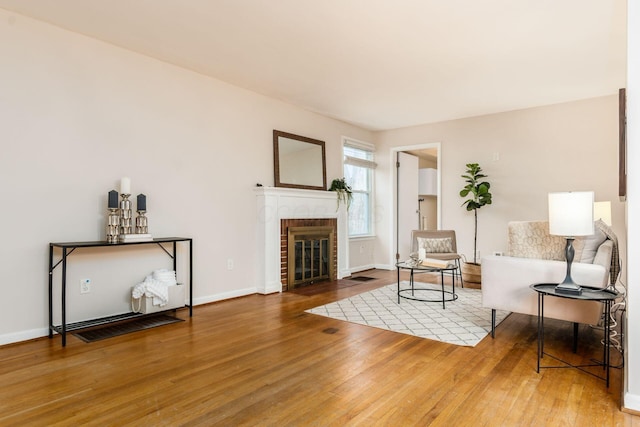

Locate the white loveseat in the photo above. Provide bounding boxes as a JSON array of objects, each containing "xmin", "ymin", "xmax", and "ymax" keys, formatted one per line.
[{"xmin": 481, "ymin": 220, "xmax": 618, "ymax": 337}]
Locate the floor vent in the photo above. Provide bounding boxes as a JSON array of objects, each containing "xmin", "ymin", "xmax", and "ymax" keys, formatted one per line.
[
  {"xmin": 72, "ymin": 314, "xmax": 183, "ymax": 343},
  {"xmin": 349, "ymin": 276, "xmax": 376, "ymax": 282}
]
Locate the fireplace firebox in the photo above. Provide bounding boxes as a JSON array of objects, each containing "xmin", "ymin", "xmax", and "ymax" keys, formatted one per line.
[
  {"xmin": 288, "ymin": 226, "xmax": 334, "ymax": 289},
  {"xmin": 280, "ymin": 219, "xmax": 337, "ymax": 291}
]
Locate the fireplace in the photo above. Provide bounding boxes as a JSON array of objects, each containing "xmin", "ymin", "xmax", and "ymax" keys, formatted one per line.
[
  {"xmin": 281, "ymin": 219, "xmax": 337, "ymax": 290},
  {"xmin": 255, "ymin": 187, "xmax": 348, "ymax": 294}
]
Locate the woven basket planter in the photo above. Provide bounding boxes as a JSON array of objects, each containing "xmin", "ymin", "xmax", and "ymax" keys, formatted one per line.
[{"xmin": 462, "ymin": 262, "xmax": 482, "ymax": 284}]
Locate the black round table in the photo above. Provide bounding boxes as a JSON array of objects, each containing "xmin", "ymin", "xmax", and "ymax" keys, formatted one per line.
[
  {"xmin": 530, "ymin": 283, "xmax": 618, "ymax": 387},
  {"xmin": 396, "ymin": 261, "xmax": 458, "ymax": 309}
]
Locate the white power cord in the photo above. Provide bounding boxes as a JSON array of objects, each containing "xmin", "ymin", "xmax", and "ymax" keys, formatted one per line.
[{"xmin": 590, "ymin": 279, "xmax": 626, "ymax": 356}]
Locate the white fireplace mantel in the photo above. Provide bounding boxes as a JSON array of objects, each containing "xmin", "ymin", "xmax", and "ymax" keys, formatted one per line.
[{"xmin": 255, "ymin": 187, "xmax": 349, "ymax": 294}]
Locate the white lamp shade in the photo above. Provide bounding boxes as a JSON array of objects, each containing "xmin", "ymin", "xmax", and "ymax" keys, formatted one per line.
[
  {"xmin": 594, "ymin": 201, "xmax": 612, "ymax": 226},
  {"xmin": 548, "ymin": 191, "xmax": 595, "ymax": 236}
]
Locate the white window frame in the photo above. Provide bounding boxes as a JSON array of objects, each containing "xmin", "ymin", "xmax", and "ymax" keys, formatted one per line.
[{"xmin": 342, "ymin": 137, "xmax": 376, "ymax": 238}]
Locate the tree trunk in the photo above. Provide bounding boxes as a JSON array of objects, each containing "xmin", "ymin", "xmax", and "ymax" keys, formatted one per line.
[{"xmin": 473, "ymin": 208, "xmax": 478, "ymax": 263}]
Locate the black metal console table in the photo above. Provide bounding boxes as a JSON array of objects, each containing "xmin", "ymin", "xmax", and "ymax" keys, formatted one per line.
[
  {"xmin": 49, "ymin": 237, "xmax": 193, "ymax": 346},
  {"xmin": 530, "ymin": 283, "xmax": 618, "ymax": 387}
]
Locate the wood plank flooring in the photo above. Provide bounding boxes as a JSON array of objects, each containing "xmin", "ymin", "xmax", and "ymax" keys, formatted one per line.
[{"xmin": 0, "ymin": 269, "xmax": 637, "ymax": 426}]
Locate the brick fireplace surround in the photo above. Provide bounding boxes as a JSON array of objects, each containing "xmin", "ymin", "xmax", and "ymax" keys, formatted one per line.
[
  {"xmin": 255, "ymin": 187, "xmax": 349, "ymax": 294},
  {"xmin": 280, "ymin": 218, "xmax": 337, "ymax": 291}
]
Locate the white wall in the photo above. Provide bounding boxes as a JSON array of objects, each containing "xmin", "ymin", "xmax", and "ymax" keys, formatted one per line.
[
  {"xmin": 0, "ymin": 9, "xmax": 373, "ymax": 344},
  {"xmin": 348, "ymin": 238, "xmax": 376, "ymax": 274},
  {"xmin": 374, "ymin": 96, "xmax": 625, "ymax": 271},
  {"xmin": 624, "ymin": 0, "xmax": 639, "ymax": 412}
]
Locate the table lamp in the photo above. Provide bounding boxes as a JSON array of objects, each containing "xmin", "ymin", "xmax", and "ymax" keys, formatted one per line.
[{"xmin": 548, "ymin": 191, "xmax": 595, "ymax": 295}]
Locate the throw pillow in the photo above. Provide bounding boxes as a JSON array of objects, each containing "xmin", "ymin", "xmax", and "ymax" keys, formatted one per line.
[
  {"xmin": 574, "ymin": 220, "xmax": 607, "ymax": 264},
  {"xmin": 508, "ymin": 221, "xmax": 566, "ymax": 261},
  {"xmin": 417, "ymin": 237, "xmax": 453, "ymax": 253}
]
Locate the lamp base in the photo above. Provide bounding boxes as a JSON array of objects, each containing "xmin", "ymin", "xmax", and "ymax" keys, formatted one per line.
[
  {"xmin": 555, "ymin": 282, "xmax": 583, "ymax": 295},
  {"xmin": 555, "ymin": 237, "xmax": 583, "ymax": 295}
]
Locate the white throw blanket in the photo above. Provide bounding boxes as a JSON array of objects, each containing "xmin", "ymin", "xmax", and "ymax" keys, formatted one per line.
[{"xmin": 132, "ymin": 269, "xmax": 177, "ymax": 306}]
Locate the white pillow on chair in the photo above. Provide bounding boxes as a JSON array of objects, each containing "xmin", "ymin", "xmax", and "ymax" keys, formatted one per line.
[{"xmin": 417, "ymin": 237, "xmax": 453, "ymax": 253}]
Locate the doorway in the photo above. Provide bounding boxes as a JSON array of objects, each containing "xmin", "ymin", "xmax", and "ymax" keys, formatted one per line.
[{"xmin": 391, "ymin": 143, "xmax": 441, "ymax": 265}]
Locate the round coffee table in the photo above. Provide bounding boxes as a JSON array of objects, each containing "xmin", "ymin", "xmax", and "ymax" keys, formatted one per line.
[{"xmin": 396, "ymin": 261, "xmax": 458, "ymax": 309}]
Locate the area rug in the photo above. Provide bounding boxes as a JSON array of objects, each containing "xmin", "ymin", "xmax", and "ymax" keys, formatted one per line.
[
  {"xmin": 72, "ymin": 314, "xmax": 184, "ymax": 343},
  {"xmin": 306, "ymin": 282, "xmax": 510, "ymax": 347}
]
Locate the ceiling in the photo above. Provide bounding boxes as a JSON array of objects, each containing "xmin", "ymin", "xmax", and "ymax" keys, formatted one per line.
[{"xmin": 0, "ymin": 0, "xmax": 627, "ymax": 131}]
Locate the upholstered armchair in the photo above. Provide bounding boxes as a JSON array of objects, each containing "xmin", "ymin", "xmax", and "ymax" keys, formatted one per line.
[
  {"xmin": 481, "ymin": 220, "xmax": 618, "ymax": 337},
  {"xmin": 411, "ymin": 229, "xmax": 464, "ymax": 287}
]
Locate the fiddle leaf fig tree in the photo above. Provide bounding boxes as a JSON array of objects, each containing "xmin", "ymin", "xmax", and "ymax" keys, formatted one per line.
[{"xmin": 460, "ymin": 163, "xmax": 492, "ymax": 264}]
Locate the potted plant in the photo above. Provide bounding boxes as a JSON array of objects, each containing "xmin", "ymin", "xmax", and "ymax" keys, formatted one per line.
[
  {"xmin": 329, "ymin": 177, "xmax": 353, "ymax": 211},
  {"xmin": 459, "ymin": 163, "xmax": 492, "ymax": 283}
]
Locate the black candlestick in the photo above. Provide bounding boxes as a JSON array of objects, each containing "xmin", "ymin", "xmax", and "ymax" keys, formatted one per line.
[
  {"xmin": 137, "ymin": 193, "xmax": 146, "ymax": 211},
  {"xmin": 108, "ymin": 190, "xmax": 119, "ymax": 209}
]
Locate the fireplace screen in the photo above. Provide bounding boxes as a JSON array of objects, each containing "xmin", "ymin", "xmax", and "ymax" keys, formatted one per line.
[{"xmin": 288, "ymin": 226, "xmax": 335, "ymax": 288}]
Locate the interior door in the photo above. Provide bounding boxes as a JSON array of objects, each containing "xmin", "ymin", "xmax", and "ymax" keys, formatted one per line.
[{"xmin": 396, "ymin": 152, "xmax": 419, "ymax": 261}]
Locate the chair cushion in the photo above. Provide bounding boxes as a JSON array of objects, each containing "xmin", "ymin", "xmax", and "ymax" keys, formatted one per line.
[{"xmin": 417, "ymin": 236, "xmax": 453, "ymax": 253}]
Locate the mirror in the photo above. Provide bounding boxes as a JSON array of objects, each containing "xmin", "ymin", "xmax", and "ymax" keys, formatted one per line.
[{"xmin": 273, "ymin": 130, "xmax": 327, "ymax": 190}]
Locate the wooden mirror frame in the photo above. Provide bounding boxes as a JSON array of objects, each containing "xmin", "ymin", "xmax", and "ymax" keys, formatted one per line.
[{"xmin": 273, "ymin": 130, "xmax": 327, "ymax": 190}]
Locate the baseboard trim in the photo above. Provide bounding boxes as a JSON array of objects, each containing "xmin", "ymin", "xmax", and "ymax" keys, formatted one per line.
[
  {"xmin": 348, "ymin": 264, "xmax": 376, "ymax": 274},
  {"xmin": 1, "ymin": 288, "xmax": 260, "ymax": 347},
  {"xmin": 194, "ymin": 287, "xmax": 258, "ymax": 305},
  {"xmin": 623, "ymin": 392, "xmax": 640, "ymax": 414},
  {"xmin": 0, "ymin": 327, "xmax": 49, "ymax": 347}
]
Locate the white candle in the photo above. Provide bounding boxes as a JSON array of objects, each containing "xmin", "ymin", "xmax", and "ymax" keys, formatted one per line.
[
  {"xmin": 418, "ymin": 248, "xmax": 426, "ymax": 260},
  {"xmin": 120, "ymin": 177, "xmax": 131, "ymax": 194}
]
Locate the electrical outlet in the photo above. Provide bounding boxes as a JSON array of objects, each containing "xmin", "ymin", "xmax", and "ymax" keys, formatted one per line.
[
  {"xmin": 227, "ymin": 259, "xmax": 234, "ymax": 270},
  {"xmin": 493, "ymin": 251, "xmax": 504, "ymax": 256},
  {"xmin": 80, "ymin": 278, "xmax": 91, "ymax": 294}
]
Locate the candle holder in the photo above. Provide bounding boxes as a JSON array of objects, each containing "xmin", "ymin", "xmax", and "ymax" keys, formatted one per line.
[
  {"xmin": 106, "ymin": 208, "xmax": 120, "ymax": 243},
  {"xmin": 119, "ymin": 193, "xmax": 133, "ymax": 236},
  {"xmin": 135, "ymin": 210, "xmax": 148, "ymax": 234}
]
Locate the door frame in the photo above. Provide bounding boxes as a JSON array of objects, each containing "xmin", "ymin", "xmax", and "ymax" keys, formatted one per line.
[{"xmin": 390, "ymin": 142, "xmax": 442, "ymax": 267}]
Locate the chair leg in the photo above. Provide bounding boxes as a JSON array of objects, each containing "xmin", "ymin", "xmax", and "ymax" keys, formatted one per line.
[
  {"xmin": 573, "ymin": 322, "xmax": 579, "ymax": 353},
  {"xmin": 456, "ymin": 259, "xmax": 464, "ymax": 288}
]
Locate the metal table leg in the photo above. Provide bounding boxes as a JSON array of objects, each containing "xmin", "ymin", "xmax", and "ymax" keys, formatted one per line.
[
  {"xmin": 61, "ymin": 247, "xmax": 67, "ymax": 347},
  {"xmin": 397, "ymin": 265, "xmax": 400, "ymax": 303}
]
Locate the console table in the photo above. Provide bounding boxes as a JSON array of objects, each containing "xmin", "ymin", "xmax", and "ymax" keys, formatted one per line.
[
  {"xmin": 531, "ymin": 283, "xmax": 618, "ymax": 387},
  {"xmin": 48, "ymin": 237, "xmax": 193, "ymax": 346}
]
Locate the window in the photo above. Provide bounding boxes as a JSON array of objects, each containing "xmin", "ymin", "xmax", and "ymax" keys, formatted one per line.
[{"xmin": 343, "ymin": 139, "xmax": 376, "ymax": 237}]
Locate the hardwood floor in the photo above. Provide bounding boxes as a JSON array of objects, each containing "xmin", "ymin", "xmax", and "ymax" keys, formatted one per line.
[{"xmin": 1, "ymin": 269, "xmax": 637, "ymax": 426}]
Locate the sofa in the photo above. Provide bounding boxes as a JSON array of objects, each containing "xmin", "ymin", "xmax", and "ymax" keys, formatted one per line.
[{"xmin": 481, "ymin": 220, "xmax": 619, "ymax": 337}]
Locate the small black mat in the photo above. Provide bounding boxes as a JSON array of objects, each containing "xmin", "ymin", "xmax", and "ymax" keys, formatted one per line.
[
  {"xmin": 72, "ymin": 314, "xmax": 183, "ymax": 343},
  {"xmin": 349, "ymin": 276, "xmax": 376, "ymax": 282}
]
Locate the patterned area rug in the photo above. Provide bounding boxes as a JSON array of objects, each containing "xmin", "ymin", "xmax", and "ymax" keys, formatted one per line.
[{"xmin": 306, "ymin": 282, "xmax": 510, "ymax": 347}]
